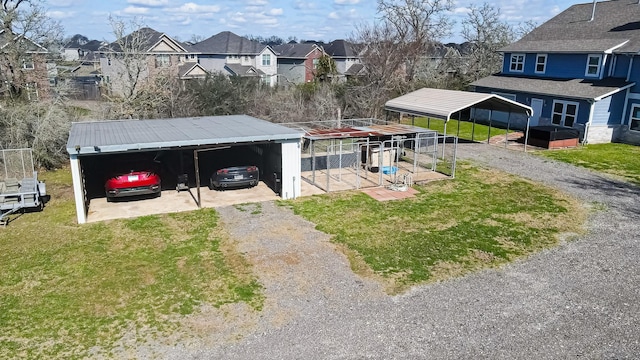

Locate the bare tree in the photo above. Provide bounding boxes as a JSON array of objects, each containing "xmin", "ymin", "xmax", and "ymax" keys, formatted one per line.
[
  {"xmin": 0, "ymin": 0, "xmax": 62, "ymax": 100},
  {"xmin": 377, "ymin": 0, "xmax": 453, "ymax": 80},
  {"xmin": 461, "ymin": 3, "xmax": 514, "ymax": 82},
  {"xmin": 343, "ymin": 21, "xmax": 412, "ymax": 118}
]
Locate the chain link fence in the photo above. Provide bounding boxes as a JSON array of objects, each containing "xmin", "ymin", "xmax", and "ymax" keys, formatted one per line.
[
  {"xmin": 300, "ymin": 129, "xmax": 457, "ymax": 192},
  {"xmin": 0, "ymin": 149, "xmax": 35, "ymax": 181}
]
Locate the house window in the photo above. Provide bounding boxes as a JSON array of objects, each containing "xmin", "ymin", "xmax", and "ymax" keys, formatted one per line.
[
  {"xmin": 262, "ymin": 54, "xmax": 271, "ymax": 66},
  {"xmin": 510, "ymin": 54, "xmax": 524, "ymax": 72},
  {"xmin": 535, "ymin": 54, "xmax": 547, "ymax": 74},
  {"xmin": 244, "ymin": 56, "xmax": 249, "ymax": 61},
  {"xmin": 155, "ymin": 54, "xmax": 170, "ymax": 67},
  {"xmin": 551, "ymin": 100, "xmax": 579, "ymax": 127},
  {"xmin": 629, "ymin": 105, "xmax": 640, "ymax": 132},
  {"xmin": 313, "ymin": 58, "xmax": 319, "ymax": 69},
  {"xmin": 585, "ymin": 54, "xmax": 602, "ymax": 77},
  {"xmin": 22, "ymin": 57, "xmax": 34, "ymax": 70}
]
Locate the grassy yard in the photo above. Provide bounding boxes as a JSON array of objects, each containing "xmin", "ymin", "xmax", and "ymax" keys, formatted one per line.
[
  {"xmin": 537, "ymin": 142, "xmax": 640, "ymax": 186},
  {"xmin": 401, "ymin": 117, "xmax": 508, "ymax": 141},
  {"xmin": 0, "ymin": 169, "xmax": 263, "ymax": 359},
  {"xmin": 285, "ymin": 163, "xmax": 585, "ymax": 293}
]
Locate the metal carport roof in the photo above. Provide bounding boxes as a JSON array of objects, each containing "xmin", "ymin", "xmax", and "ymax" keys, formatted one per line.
[
  {"xmin": 384, "ymin": 87, "xmax": 533, "ymax": 121},
  {"xmin": 67, "ymin": 115, "xmax": 304, "ymax": 155}
]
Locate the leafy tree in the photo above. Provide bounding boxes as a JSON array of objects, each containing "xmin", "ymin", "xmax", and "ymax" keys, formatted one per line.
[{"xmin": 314, "ymin": 54, "xmax": 337, "ymax": 82}]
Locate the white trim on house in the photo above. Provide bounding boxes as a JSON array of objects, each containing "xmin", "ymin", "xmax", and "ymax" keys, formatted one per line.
[
  {"xmin": 148, "ymin": 34, "xmax": 188, "ymax": 53},
  {"xmin": 509, "ymin": 53, "xmax": 525, "ymax": 72},
  {"xmin": 629, "ymin": 103, "xmax": 640, "ymax": 132},
  {"xmin": 585, "ymin": 54, "xmax": 603, "ymax": 77},
  {"xmin": 593, "ymin": 82, "xmax": 635, "ymax": 101},
  {"xmin": 535, "ymin": 54, "xmax": 547, "ymax": 74},
  {"xmin": 604, "ymin": 40, "xmax": 629, "ymax": 54}
]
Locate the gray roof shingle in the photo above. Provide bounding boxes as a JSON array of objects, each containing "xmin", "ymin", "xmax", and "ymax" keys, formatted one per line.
[
  {"xmin": 272, "ymin": 43, "xmax": 320, "ymax": 58},
  {"xmin": 471, "ymin": 75, "xmax": 634, "ymax": 100},
  {"xmin": 190, "ymin": 31, "xmax": 266, "ymax": 55},
  {"xmin": 502, "ymin": 0, "xmax": 640, "ymax": 53}
]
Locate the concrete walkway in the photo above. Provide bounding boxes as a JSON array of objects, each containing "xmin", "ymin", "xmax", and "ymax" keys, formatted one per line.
[{"xmin": 159, "ymin": 143, "xmax": 640, "ymax": 359}]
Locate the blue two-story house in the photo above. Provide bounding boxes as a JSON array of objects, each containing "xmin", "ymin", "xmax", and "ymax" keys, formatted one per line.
[{"xmin": 471, "ymin": 0, "xmax": 640, "ymax": 144}]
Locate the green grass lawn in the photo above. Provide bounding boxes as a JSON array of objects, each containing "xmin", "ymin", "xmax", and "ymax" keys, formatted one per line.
[
  {"xmin": 0, "ymin": 169, "xmax": 263, "ymax": 359},
  {"xmin": 537, "ymin": 142, "xmax": 640, "ymax": 186},
  {"xmin": 285, "ymin": 163, "xmax": 585, "ymax": 293},
  {"xmin": 401, "ymin": 117, "xmax": 508, "ymax": 141}
]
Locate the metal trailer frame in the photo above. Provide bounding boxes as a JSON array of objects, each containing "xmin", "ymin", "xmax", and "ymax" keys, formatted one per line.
[{"xmin": 0, "ymin": 149, "xmax": 47, "ymax": 226}]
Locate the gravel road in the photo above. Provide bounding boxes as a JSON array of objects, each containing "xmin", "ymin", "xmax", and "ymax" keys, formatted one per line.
[{"xmin": 157, "ymin": 143, "xmax": 640, "ymax": 359}]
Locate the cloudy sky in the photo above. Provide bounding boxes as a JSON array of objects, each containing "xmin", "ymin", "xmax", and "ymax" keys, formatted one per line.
[{"xmin": 44, "ymin": 0, "xmax": 574, "ymax": 43}]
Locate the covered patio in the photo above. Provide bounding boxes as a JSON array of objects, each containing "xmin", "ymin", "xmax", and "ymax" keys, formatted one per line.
[{"xmin": 384, "ymin": 88, "xmax": 534, "ymax": 150}]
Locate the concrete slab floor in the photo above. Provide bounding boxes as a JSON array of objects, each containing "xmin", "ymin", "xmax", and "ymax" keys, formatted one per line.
[{"xmin": 87, "ymin": 182, "xmax": 282, "ymax": 223}]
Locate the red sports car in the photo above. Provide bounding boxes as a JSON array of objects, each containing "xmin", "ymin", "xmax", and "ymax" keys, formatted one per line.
[{"xmin": 105, "ymin": 170, "xmax": 161, "ymax": 201}]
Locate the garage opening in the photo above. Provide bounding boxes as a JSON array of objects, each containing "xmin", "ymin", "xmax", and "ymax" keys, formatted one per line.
[{"xmin": 67, "ymin": 115, "xmax": 303, "ymax": 224}]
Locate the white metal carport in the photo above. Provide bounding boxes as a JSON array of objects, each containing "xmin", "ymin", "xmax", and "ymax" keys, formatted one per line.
[
  {"xmin": 384, "ymin": 88, "xmax": 534, "ymax": 147},
  {"xmin": 66, "ymin": 115, "xmax": 304, "ymax": 224}
]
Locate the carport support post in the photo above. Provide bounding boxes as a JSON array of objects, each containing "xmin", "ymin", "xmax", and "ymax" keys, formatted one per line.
[
  {"xmin": 472, "ymin": 117, "xmax": 476, "ymax": 142},
  {"xmin": 505, "ymin": 112, "xmax": 511, "ymax": 148},
  {"xmin": 311, "ymin": 139, "xmax": 316, "ymax": 184},
  {"xmin": 69, "ymin": 154, "xmax": 87, "ymax": 224},
  {"xmin": 457, "ymin": 111, "xmax": 461, "ymax": 138},
  {"xmin": 487, "ymin": 110, "xmax": 493, "ymax": 144},
  {"xmin": 524, "ymin": 117, "xmax": 531, "ymax": 152},
  {"xmin": 194, "ymin": 150, "xmax": 201, "ymax": 208}
]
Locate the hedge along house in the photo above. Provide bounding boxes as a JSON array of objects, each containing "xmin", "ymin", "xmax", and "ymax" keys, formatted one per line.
[
  {"xmin": 471, "ymin": 0, "xmax": 640, "ymax": 145},
  {"xmin": 66, "ymin": 115, "xmax": 304, "ymax": 224}
]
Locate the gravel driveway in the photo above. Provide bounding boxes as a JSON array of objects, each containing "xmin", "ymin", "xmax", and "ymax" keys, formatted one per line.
[{"xmin": 158, "ymin": 143, "xmax": 640, "ymax": 359}]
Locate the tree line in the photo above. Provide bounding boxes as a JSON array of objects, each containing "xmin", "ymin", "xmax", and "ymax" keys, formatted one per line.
[{"xmin": 0, "ymin": 0, "xmax": 534, "ymax": 169}]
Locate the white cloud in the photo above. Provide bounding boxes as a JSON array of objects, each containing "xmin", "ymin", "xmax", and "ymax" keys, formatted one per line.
[
  {"xmin": 451, "ymin": 7, "xmax": 471, "ymax": 14},
  {"xmin": 230, "ymin": 12, "xmax": 248, "ymax": 23},
  {"xmin": 294, "ymin": 1, "xmax": 317, "ymax": 10},
  {"xmin": 247, "ymin": 0, "xmax": 268, "ymax": 5},
  {"xmin": 167, "ymin": 3, "xmax": 222, "ymax": 14},
  {"xmin": 334, "ymin": 0, "xmax": 361, "ymax": 4},
  {"xmin": 127, "ymin": 0, "xmax": 169, "ymax": 6},
  {"xmin": 46, "ymin": 0, "xmax": 80, "ymax": 7},
  {"xmin": 269, "ymin": 8, "xmax": 283, "ymax": 16},
  {"xmin": 328, "ymin": 11, "xmax": 339, "ymax": 19},
  {"xmin": 123, "ymin": 6, "xmax": 149, "ymax": 15},
  {"xmin": 47, "ymin": 10, "xmax": 75, "ymax": 19}
]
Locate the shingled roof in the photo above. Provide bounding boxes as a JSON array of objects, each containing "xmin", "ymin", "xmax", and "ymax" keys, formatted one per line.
[
  {"xmin": 272, "ymin": 43, "xmax": 321, "ymax": 58},
  {"xmin": 471, "ymin": 74, "xmax": 634, "ymax": 101},
  {"xmin": 191, "ymin": 31, "xmax": 267, "ymax": 55},
  {"xmin": 323, "ymin": 39, "xmax": 359, "ymax": 58},
  {"xmin": 502, "ymin": 0, "xmax": 640, "ymax": 53}
]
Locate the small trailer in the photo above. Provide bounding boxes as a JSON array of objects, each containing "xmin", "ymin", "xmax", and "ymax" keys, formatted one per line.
[{"xmin": 0, "ymin": 149, "xmax": 47, "ymax": 226}]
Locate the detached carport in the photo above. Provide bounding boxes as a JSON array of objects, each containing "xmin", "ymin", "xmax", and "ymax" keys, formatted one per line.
[
  {"xmin": 66, "ymin": 115, "xmax": 304, "ymax": 224},
  {"xmin": 385, "ymin": 88, "xmax": 534, "ymax": 148}
]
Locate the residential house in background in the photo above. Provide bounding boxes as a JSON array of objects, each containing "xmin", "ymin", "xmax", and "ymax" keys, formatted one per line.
[
  {"xmin": 323, "ymin": 39, "xmax": 364, "ymax": 81},
  {"xmin": 471, "ymin": 0, "xmax": 640, "ymax": 144},
  {"xmin": 100, "ymin": 27, "xmax": 207, "ymax": 97},
  {"xmin": 63, "ymin": 35, "xmax": 107, "ymax": 62},
  {"xmin": 272, "ymin": 42, "xmax": 325, "ymax": 85},
  {"xmin": 189, "ymin": 31, "xmax": 278, "ymax": 86},
  {"xmin": 0, "ymin": 30, "xmax": 50, "ymax": 100}
]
